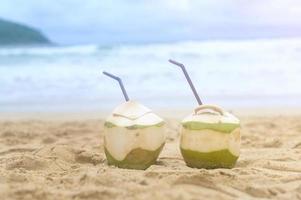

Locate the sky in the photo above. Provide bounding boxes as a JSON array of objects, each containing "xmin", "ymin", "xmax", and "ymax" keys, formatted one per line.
[{"xmin": 1, "ymin": 0, "xmax": 301, "ymax": 45}]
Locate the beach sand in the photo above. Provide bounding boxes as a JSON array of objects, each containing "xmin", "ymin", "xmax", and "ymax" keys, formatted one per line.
[{"xmin": 0, "ymin": 111, "xmax": 301, "ymax": 200}]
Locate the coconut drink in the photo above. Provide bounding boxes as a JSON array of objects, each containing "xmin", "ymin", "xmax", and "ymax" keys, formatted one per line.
[
  {"xmin": 103, "ymin": 71, "xmax": 165, "ymax": 170},
  {"xmin": 169, "ymin": 59, "xmax": 240, "ymax": 169}
]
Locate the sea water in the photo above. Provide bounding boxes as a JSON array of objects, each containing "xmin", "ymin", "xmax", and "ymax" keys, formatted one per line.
[{"xmin": 0, "ymin": 38, "xmax": 301, "ymax": 112}]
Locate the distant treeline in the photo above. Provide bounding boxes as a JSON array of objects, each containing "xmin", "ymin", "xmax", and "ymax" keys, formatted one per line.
[{"xmin": 0, "ymin": 18, "xmax": 51, "ymax": 45}]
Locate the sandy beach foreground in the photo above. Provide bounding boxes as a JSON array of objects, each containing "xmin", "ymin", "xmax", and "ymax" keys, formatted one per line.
[{"xmin": 0, "ymin": 111, "xmax": 301, "ymax": 200}]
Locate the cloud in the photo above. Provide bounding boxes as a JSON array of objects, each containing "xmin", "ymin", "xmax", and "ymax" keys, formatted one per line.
[{"xmin": 0, "ymin": 0, "xmax": 300, "ymax": 44}]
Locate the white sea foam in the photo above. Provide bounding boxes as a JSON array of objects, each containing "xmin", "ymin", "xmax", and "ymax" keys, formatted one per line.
[
  {"xmin": 0, "ymin": 44, "xmax": 99, "ymax": 56},
  {"xmin": 0, "ymin": 38, "xmax": 301, "ymax": 112}
]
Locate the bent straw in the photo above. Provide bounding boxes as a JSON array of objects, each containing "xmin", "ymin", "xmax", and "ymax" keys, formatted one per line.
[
  {"xmin": 103, "ymin": 71, "xmax": 129, "ymax": 101},
  {"xmin": 168, "ymin": 59, "xmax": 202, "ymax": 105}
]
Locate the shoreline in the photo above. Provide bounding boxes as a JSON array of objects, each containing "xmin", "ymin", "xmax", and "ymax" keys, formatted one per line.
[{"xmin": 1, "ymin": 106, "xmax": 301, "ymax": 121}]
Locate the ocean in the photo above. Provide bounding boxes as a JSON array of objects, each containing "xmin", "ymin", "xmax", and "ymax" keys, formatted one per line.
[{"xmin": 1, "ymin": 38, "xmax": 301, "ymax": 112}]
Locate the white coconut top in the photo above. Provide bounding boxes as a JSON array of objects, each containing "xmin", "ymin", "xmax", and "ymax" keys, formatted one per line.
[
  {"xmin": 182, "ymin": 104, "xmax": 240, "ymax": 125},
  {"xmin": 106, "ymin": 100, "xmax": 164, "ymax": 127}
]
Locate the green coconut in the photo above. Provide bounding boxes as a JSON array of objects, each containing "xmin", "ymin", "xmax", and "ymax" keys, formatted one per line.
[
  {"xmin": 180, "ymin": 104, "xmax": 240, "ymax": 169},
  {"xmin": 104, "ymin": 100, "xmax": 166, "ymax": 170}
]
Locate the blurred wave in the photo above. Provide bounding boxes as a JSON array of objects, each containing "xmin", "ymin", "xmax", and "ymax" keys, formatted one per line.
[
  {"xmin": 1, "ymin": 38, "xmax": 301, "ymax": 112},
  {"xmin": 0, "ymin": 45, "xmax": 99, "ymax": 56}
]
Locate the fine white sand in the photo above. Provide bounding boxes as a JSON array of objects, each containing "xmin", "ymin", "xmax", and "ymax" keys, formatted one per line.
[{"xmin": 0, "ymin": 110, "xmax": 301, "ymax": 199}]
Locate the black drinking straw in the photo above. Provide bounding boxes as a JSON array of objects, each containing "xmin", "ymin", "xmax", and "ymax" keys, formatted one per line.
[
  {"xmin": 103, "ymin": 71, "xmax": 129, "ymax": 101},
  {"xmin": 169, "ymin": 59, "xmax": 202, "ymax": 105}
]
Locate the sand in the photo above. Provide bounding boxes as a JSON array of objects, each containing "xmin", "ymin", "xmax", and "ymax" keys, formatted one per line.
[{"xmin": 0, "ymin": 112, "xmax": 301, "ymax": 200}]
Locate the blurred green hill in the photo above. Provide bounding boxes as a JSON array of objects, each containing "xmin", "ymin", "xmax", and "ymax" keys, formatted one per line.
[{"xmin": 0, "ymin": 18, "xmax": 51, "ymax": 45}]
